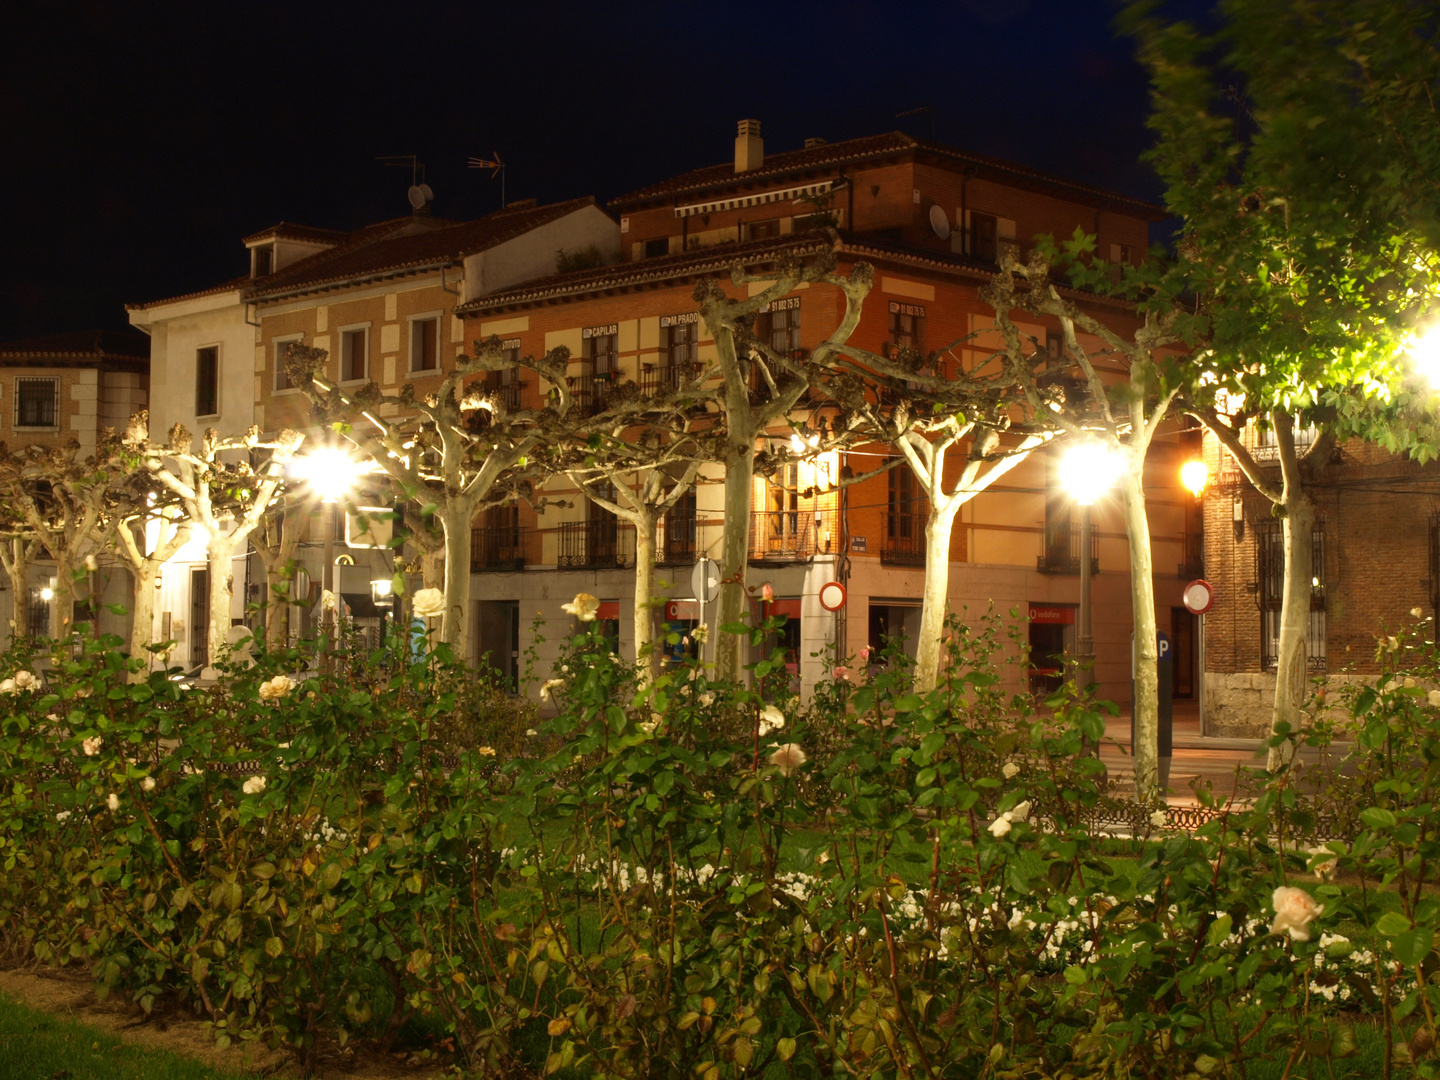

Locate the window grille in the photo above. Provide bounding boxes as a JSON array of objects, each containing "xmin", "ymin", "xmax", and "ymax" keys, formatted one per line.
[
  {"xmin": 1255, "ymin": 518, "xmax": 1327, "ymax": 672},
  {"xmin": 15, "ymin": 377, "xmax": 58, "ymax": 428}
]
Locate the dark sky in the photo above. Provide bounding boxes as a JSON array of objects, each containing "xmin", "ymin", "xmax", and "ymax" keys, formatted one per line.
[{"xmin": 1, "ymin": 0, "xmax": 1176, "ymax": 339}]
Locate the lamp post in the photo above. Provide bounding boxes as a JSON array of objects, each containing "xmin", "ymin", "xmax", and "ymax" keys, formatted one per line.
[
  {"xmin": 291, "ymin": 447, "xmax": 365, "ymax": 637},
  {"xmin": 1059, "ymin": 443, "xmax": 1122, "ymax": 687},
  {"xmin": 1410, "ymin": 323, "xmax": 1440, "ymax": 387},
  {"xmin": 1181, "ymin": 457, "xmax": 1210, "ymax": 730}
]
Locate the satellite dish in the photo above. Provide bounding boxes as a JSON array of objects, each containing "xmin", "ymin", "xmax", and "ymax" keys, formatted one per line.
[
  {"xmin": 407, "ymin": 184, "xmax": 433, "ymax": 210},
  {"xmin": 928, "ymin": 204, "xmax": 951, "ymax": 240}
]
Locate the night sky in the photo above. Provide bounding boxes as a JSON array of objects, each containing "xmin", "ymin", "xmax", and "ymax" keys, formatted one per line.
[{"xmin": 2, "ymin": 0, "xmax": 1178, "ymax": 339}]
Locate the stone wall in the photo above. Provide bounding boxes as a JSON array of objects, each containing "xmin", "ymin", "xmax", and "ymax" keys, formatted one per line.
[{"xmin": 1203, "ymin": 670, "xmax": 1379, "ymax": 737}]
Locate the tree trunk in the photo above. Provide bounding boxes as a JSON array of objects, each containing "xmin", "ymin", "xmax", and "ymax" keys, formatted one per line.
[
  {"xmin": 1119, "ymin": 463, "xmax": 1162, "ymax": 803},
  {"xmin": 51, "ymin": 564, "xmax": 74, "ymax": 641},
  {"xmin": 420, "ymin": 547, "xmax": 444, "ymax": 589},
  {"xmin": 207, "ymin": 537, "xmax": 235, "ymax": 669},
  {"xmin": 440, "ymin": 505, "xmax": 475, "ymax": 659},
  {"xmin": 1268, "ymin": 491, "xmax": 1316, "ymax": 771},
  {"xmin": 264, "ymin": 561, "xmax": 290, "ymax": 647},
  {"xmin": 633, "ymin": 514, "xmax": 657, "ymax": 685},
  {"xmin": 4, "ymin": 542, "xmax": 31, "ymax": 645},
  {"xmin": 914, "ymin": 500, "xmax": 961, "ymax": 694},
  {"xmin": 715, "ymin": 431, "xmax": 756, "ymax": 683},
  {"xmin": 129, "ymin": 567, "xmax": 158, "ymax": 681}
]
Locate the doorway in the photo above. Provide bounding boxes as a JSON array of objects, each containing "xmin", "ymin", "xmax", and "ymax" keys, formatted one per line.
[
  {"xmin": 1027, "ymin": 603, "xmax": 1076, "ymax": 697},
  {"xmin": 476, "ymin": 600, "xmax": 521, "ymax": 691},
  {"xmin": 1171, "ymin": 607, "xmax": 1196, "ymax": 699},
  {"xmin": 189, "ymin": 567, "xmax": 209, "ymax": 669}
]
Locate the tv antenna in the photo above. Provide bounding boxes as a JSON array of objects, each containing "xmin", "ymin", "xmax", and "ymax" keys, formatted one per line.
[{"xmin": 468, "ymin": 152, "xmax": 506, "ymax": 208}]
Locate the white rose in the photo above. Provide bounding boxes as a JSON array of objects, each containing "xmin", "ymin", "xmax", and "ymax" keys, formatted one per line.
[
  {"xmin": 539, "ymin": 678, "xmax": 565, "ymax": 702},
  {"xmin": 1002, "ymin": 762, "xmax": 1020, "ymax": 780},
  {"xmin": 1271, "ymin": 885, "xmax": 1324, "ymax": 941},
  {"xmin": 0, "ymin": 679, "xmax": 17, "ymax": 696},
  {"xmin": 242, "ymin": 775, "xmax": 267, "ymax": 795},
  {"xmin": 1405, "ymin": 677, "xmax": 1418, "ymax": 689},
  {"xmin": 691, "ymin": 624, "xmax": 708, "ymax": 643},
  {"xmin": 106, "ymin": 793, "xmax": 120, "ymax": 812},
  {"xmin": 698, "ymin": 692, "xmax": 715, "ymax": 707},
  {"xmin": 561, "ymin": 593, "xmax": 600, "ymax": 622},
  {"xmin": 1413, "ymin": 607, "xmax": 1425, "ymax": 619},
  {"xmin": 758, "ymin": 705, "xmax": 786, "ymax": 737},
  {"xmin": 768, "ymin": 743, "xmax": 807, "ymax": 777},
  {"xmin": 55, "ymin": 810, "xmax": 71, "ymax": 823},
  {"xmin": 82, "ymin": 735, "xmax": 103, "ymax": 757},
  {"xmin": 988, "ymin": 816, "xmax": 1012, "ymax": 838},
  {"xmin": 1149, "ymin": 809, "xmax": 1167, "ymax": 828},
  {"xmin": 412, "ymin": 588, "xmax": 446, "ymax": 619},
  {"xmin": 141, "ymin": 777, "xmax": 156, "ymax": 791},
  {"xmin": 1008, "ymin": 800, "xmax": 1032, "ymax": 823},
  {"xmin": 1429, "ymin": 690, "xmax": 1440, "ymax": 708},
  {"xmin": 258, "ymin": 674, "xmax": 295, "ymax": 701},
  {"xmin": 84, "ymin": 554, "xmax": 98, "ymax": 572},
  {"xmin": 14, "ymin": 670, "xmax": 37, "ymax": 689}
]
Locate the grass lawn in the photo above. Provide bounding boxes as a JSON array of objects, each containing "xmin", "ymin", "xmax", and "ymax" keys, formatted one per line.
[{"xmin": 0, "ymin": 991, "xmax": 247, "ymax": 1080}]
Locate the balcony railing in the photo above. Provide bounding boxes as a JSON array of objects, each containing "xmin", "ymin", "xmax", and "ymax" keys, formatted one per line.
[
  {"xmin": 491, "ymin": 379, "xmax": 523, "ymax": 412},
  {"xmin": 1036, "ymin": 521, "xmax": 1099, "ymax": 575},
  {"xmin": 657, "ymin": 514, "xmax": 698, "ymax": 565},
  {"xmin": 641, "ymin": 362, "xmax": 702, "ymax": 395},
  {"xmin": 557, "ymin": 519, "xmax": 635, "ymax": 569},
  {"xmin": 748, "ymin": 508, "xmax": 838, "ymax": 563},
  {"xmin": 567, "ymin": 373, "xmax": 614, "ymax": 417},
  {"xmin": 471, "ymin": 526, "xmax": 528, "ymax": 572},
  {"xmin": 880, "ymin": 525, "xmax": 927, "ymax": 567}
]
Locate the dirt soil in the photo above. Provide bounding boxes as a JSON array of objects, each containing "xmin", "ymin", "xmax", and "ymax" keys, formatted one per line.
[{"xmin": 0, "ymin": 966, "xmax": 446, "ymax": 1078}]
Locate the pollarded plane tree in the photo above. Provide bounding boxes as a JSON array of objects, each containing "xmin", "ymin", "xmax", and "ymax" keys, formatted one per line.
[
  {"xmin": 289, "ymin": 336, "xmax": 600, "ymax": 662},
  {"xmin": 1130, "ymin": 0, "xmax": 1440, "ymax": 769},
  {"xmin": 123, "ymin": 413, "xmax": 304, "ymax": 670},
  {"xmin": 0, "ymin": 441, "xmax": 115, "ymax": 640},
  {"xmin": 825, "ymin": 340, "xmax": 1055, "ymax": 694},
  {"xmin": 984, "ymin": 247, "xmax": 1193, "ymax": 803},
  {"xmin": 693, "ymin": 244, "xmax": 877, "ymax": 682},
  {"xmin": 0, "ymin": 525, "xmax": 40, "ymax": 644}
]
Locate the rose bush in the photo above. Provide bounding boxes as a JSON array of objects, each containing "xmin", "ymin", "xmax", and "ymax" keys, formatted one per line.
[{"xmin": 0, "ymin": 608, "xmax": 1436, "ymax": 1076}]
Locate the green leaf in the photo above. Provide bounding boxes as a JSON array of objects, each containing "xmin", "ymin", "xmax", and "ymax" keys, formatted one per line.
[
  {"xmin": 265, "ymin": 936, "xmax": 284, "ymax": 958},
  {"xmin": 1063, "ymin": 965, "xmax": 1087, "ymax": 985},
  {"xmin": 777, "ymin": 1037, "xmax": 796, "ymax": 1062},
  {"xmin": 1360, "ymin": 806, "xmax": 1398, "ymax": 830},
  {"xmin": 1377, "ymin": 911, "xmax": 1412, "ymax": 936},
  {"xmin": 1206, "ymin": 914, "xmax": 1233, "ymax": 947}
]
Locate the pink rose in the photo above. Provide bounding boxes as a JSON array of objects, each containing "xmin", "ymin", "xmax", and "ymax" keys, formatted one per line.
[
  {"xmin": 1270, "ymin": 885, "xmax": 1324, "ymax": 941},
  {"xmin": 833, "ymin": 665, "xmax": 851, "ymax": 682},
  {"xmin": 859, "ymin": 646, "xmax": 872, "ymax": 662},
  {"xmin": 761, "ymin": 583, "xmax": 775, "ymax": 603}
]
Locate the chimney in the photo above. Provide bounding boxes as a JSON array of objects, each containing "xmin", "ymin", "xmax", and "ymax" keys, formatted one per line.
[
  {"xmin": 735, "ymin": 119, "xmax": 763, "ymax": 173},
  {"xmin": 803, "ymin": 136, "xmax": 827, "ymax": 149}
]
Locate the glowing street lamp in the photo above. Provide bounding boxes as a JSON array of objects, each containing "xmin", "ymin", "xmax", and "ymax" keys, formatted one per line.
[
  {"xmin": 1181, "ymin": 458, "xmax": 1209, "ymax": 499},
  {"xmin": 1410, "ymin": 323, "xmax": 1440, "ymax": 387},
  {"xmin": 291, "ymin": 447, "xmax": 368, "ymax": 633},
  {"xmin": 1060, "ymin": 441, "xmax": 1124, "ymax": 683}
]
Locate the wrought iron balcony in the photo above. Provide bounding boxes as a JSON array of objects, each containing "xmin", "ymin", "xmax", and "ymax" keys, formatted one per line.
[
  {"xmin": 1036, "ymin": 521, "xmax": 1099, "ymax": 575},
  {"xmin": 491, "ymin": 378, "xmax": 523, "ymax": 412},
  {"xmin": 641, "ymin": 362, "xmax": 702, "ymax": 395},
  {"xmin": 470, "ymin": 526, "xmax": 528, "ymax": 572},
  {"xmin": 557, "ymin": 519, "xmax": 635, "ymax": 569},
  {"xmin": 880, "ymin": 526, "xmax": 927, "ymax": 567},
  {"xmin": 657, "ymin": 514, "xmax": 698, "ymax": 566},
  {"xmin": 1178, "ymin": 530, "xmax": 1204, "ymax": 579},
  {"xmin": 748, "ymin": 508, "xmax": 838, "ymax": 563},
  {"xmin": 566, "ymin": 373, "xmax": 614, "ymax": 417}
]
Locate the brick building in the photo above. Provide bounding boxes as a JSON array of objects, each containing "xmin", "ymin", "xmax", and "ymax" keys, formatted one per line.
[
  {"xmin": 1198, "ymin": 421, "xmax": 1440, "ymax": 735},
  {"xmin": 454, "ymin": 123, "xmax": 1199, "ymax": 702},
  {"xmin": 0, "ymin": 329, "xmax": 150, "ymax": 644}
]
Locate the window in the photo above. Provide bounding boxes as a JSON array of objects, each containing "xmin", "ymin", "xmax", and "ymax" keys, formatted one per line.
[
  {"xmin": 970, "ymin": 212, "xmax": 997, "ymax": 262},
  {"xmin": 1045, "ymin": 331, "xmax": 1065, "ymax": 362},
  {"xmin": 746, "ymin": 219, "xmax": 780, "ymax": 241},
  {"xmin": 194, "ymin": 346, "xmax": 219, "ymax": 417},
  {"xmin": 663, "ymin": 314, "xmax": 697, "ymax": 367},
  {"xmin": 340, "ymin": 327, "xmax": 368, "ymax": 382},
  {"xmin": 769, "ymin": 462, "xmax": 800, "ymax": 542},
  {"xmin": 1255, "ymin": 419, "xmax": 1318, "ymax": 462},
  {"xmin": 1256, "ymin": 519, "xmax": 1327, "ymax": 672},
  {"xmin": 644, "ymin": 237, "xmax": 669, "ymax": 259},
  {"xmin": 758, "ymin": 297, "xmax": 801, "ymax": 356},
  {"xmin": 411, "ymin": 317, "xmax": 439, "ymax": 372},
  {"xmin": 584, "ymin": 325, "xmax": 618, "ymax": 376},
  {"xmin": 274, "ymin": 337, "xmax": 302, "ymax": 391},
  {"xmin": 253, "ymin": 246, "xmax": 273, "ymax": 278},
  {"xmin": 26, "ymin": 586, "xmax": 48, "ymax": 639},
  {"xmin": 15, "ymin": 377, "xmax": 58, "ymax": 428},
  {"xmin": 888, "ymin": 302, "xmax": 924, "ymax": 356},
  {"xmin": 662, "ymin": 488, "xmax": 697, "ymax": 564}
]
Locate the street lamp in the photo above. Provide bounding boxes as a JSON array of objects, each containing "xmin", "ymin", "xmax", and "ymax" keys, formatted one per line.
[
  {"xmin": 291, "ymin": 447, "xmax": 366, "ymax": 636},
  {"xmin": 1181, "ymin": 458, "xmax": 1209, "ymax": 500},
  {"xmin": 1060, "ymin": 442, "xmax": 1123, "ymax": 685},
  {"xmin": 1410, "ymin": 323, "xmax": 1440, "ymax": 387}
]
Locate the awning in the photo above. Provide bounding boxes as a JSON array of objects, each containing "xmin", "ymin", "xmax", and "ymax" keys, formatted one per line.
[{"xmin": 674, "ymin": 180, "xmax": 836, "ymax": 218}]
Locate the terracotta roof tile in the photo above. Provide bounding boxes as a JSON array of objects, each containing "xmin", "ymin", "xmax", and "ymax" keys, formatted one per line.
[
  {"xmin": 609, "ymin": 130, "xmax": 1166, "ymax": 220},
  {"xmin": 126, "ymin": 274, "xmax": 251, "ymax": 312},
  {"xmin": 244, "ymin": 198, "xmax": 602, "ymax": 301},
  {"xmin": 0, "ymin": 328, "xmax": 151, "ymax": 362},
  {"xmin": 241, "ymin": 221, "xmax": 350, "ymax": 246}
]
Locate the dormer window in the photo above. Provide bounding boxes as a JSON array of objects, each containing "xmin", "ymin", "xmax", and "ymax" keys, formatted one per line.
[{"xmin": 252, "ymin": 245, "xmax": 274, "ymax": 278}]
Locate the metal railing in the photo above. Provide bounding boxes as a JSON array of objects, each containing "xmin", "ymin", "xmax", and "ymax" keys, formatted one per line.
[
  {"xmin": 1178, "ymin": 529, "xmax": 1204, "ymax": 579},
  {"xmin": 1036, "ymin": 521, "xmax": 1099, "ymax": 575},
  {"xmin": 657, "ymin": 513, "xmax": 698, "ymax": 565},
  {"xmin": 748, "ymin": 508, "xmax": 839, "ymax": 563},
  {"xmin": 641, "ymin": 363, "xmax": 702, "ymax": 395},
  {"xmin": 470, "ymin": 526, "xmax": 528, "ymax": 572},
  {"xmin": 557, "ymin": 519, "xmax": 635, "ymax": 569},
  {"xmin": 567, "ymin": 373, "xmax": 614, "ymax": 417},
  {"xmin": 491, "ymin": 379, "xmax": 523, "ymax": 412},
  {"xmin": 881, "ymin": 525, "xmax": 927, "ymax": 567}
]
